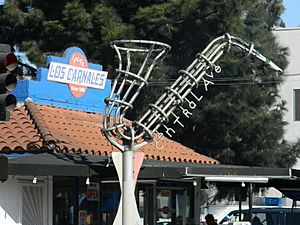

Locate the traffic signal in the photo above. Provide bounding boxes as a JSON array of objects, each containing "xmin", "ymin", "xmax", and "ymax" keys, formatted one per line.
[{"xmin": 0, "ymin": 44, "xmax": 18, "ymax": 121}]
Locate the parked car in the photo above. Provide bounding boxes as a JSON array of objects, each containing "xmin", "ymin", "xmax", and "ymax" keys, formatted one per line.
[{"xmin": 219, "ymin": 207, "xmax": 300, "ymax": 225}]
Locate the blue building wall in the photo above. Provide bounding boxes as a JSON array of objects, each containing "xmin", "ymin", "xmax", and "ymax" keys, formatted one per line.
[{"xmin": 12, "ymin": 47, "xmax": 111, "ymax": 113}]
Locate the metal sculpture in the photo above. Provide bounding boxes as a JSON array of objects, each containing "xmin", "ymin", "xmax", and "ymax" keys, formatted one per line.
[{"xmin": 102, "ymin": 33, "xmax": 282, "ymax": 225}]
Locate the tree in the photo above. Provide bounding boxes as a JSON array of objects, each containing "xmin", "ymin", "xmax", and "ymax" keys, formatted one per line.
[
  {"xmin": 0, "ymin": 0, "xmax": 299, "ymax": 168},
  {"xmin": 0, "ymin": 0, "xmax": 134, "ymax": 69},
  {"xmin": 131, "ymin": 0, "xmax": 298, "ymax": 168}
]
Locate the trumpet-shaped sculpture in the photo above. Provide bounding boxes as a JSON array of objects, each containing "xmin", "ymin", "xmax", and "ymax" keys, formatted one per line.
[{"xmin": 102, "ymin": 33, "xmax": 282, "ymax": 152}]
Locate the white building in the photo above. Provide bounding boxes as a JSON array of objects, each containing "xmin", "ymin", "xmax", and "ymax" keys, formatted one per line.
[{"xmin": 274, "ymin": 27, "xmax": 300, "ymax": 168}]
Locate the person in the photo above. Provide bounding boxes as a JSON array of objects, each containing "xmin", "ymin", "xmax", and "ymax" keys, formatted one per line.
[
  {"xmin": 219, "ymin": 216, "xmax": 231, "ymax": 224},
  {"xmin": 205, "ymin": 214, "xmax": 218, "ymax": 225},
  {"xmin": 252, "ymin": 215, "xmax": 263, "ymax": 225}
]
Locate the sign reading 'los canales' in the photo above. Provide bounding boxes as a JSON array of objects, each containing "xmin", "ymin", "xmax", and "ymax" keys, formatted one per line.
[{"xmin": 47, "ymin": 48, "xmax": 108, "ymax": 98}]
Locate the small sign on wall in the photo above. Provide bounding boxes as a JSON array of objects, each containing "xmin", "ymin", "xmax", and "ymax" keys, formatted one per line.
[
  {"xmin": 86, "ymin": 182, "xmax": 99, "ymax": 201},
  {"xmin": 78, "ymin": 210, "xmax": 87, "ymax": 225}
]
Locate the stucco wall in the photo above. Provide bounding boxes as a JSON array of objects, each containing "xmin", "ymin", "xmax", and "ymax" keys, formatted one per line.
[
  {"xmin": 0, "ymin": 176, "xmax": 52, "ymax": 225},
  {"xmin": 274, "ymin": 28, "xmax": 300, "ymax": 169},
  {"xmin": 274, "ymin": 28, "xmax": 300, "ymax": 148},
  {"xmin": 0, "ymin": 177, "xmax": 21, "ymax": 225}
]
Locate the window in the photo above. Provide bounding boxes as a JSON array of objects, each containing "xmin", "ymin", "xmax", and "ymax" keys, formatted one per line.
[
  {"xmin": 156, "ymin": 188, "xmax": 191, "ymax": 225},
  {"xmin": 53, "ymin": 177, "xmax": 76, "ymax": 225},
  {"xmin": 53, "ymin": 177, "xmax": 101, "ymax": 225},
  {"xmin": 22, "ymin": 185, "xmax": 44, "ymax": 225},
  {"xmin": 100, "ymin": 183, "xmax": 120, "ymax": 225},
  {"xmin": 294, "ymin": 89, "xmax": 300, "ymax": 121},
  {"xmin": 17, "ymin": 177, "xmax": 48, "ymax": 225}
]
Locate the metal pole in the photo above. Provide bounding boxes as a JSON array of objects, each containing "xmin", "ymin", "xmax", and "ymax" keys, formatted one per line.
[
  {"xmin": 102, "ymin": 40, "xmax": 170, "ymax": 225},
  {"xmin": 122, "ymin": 148, "xmax": 134, "ymax": 225},
  {"xmin": 248, "ymin": 183, "xmax": 253, "ymax": 222},
  {"xmin": 239, "ymin": 187, "xmax": 242, "ymax": 221}
]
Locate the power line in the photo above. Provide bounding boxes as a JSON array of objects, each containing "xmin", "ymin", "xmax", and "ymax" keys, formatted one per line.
[
  {"xmin": 117, "ymin": 73, "xmax": 300, "ymax": 87},
  {"xmin": 146, "ymin": 78, "xmax": 283, "ymax": 86},
  {"xmin": 147, "ymin": 81, "xmax": 281, "ymax": 86}
]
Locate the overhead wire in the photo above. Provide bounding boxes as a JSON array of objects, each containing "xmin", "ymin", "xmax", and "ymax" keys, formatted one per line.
[
  {"xmin": 142, "ymin": 73, "xmax": 300, "ymax": 86},
  {"xmin": 116, "ymin": 73, "xmax": 300, "ymax": 86},
  {"xmin": 145, "ymin": 76, "xmax": 283, "ymax": 86}
]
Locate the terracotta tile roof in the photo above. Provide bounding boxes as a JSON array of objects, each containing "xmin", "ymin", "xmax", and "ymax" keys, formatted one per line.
[
  {"xmin": 0, "ymin": 106, "xmax": 42, "ymax": 152},
  {"xmin": 0, "ymin": 99, "xmax": 219, "ymax": 164}
]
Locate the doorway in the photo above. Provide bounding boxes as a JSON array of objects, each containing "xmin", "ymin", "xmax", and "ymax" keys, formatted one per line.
[{"xmin": 138, "ymin": 183, "xmax": 191, "ymax": 225}]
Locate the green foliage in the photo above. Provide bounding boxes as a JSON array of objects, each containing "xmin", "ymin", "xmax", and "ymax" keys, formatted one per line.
[
  {"xmin": 0, "ymin": 0, "xmax": 134, "ymax": 71},
  {"xmin": 1, "ymin": 0, "xmax": 299, "ymax": 168}
]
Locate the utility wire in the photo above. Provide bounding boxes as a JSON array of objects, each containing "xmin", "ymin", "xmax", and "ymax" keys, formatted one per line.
[
  {"xmin": 146, "ymin": 81, "xmax": 281, "ymax": 87},
  {"xmin": 145, "ymin": 77, "xmax": 283, "ymax": 86}
]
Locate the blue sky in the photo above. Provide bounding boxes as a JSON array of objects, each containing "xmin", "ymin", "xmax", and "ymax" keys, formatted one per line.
[{"xmin": 281, "ymin": 0, "xmax": 300, "ymax": 27}]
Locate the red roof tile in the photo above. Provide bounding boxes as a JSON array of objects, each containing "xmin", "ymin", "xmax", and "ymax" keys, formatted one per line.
[
  {"xmin": 0, "ymin": 106, "xmax": 42, "ymax": 152},
  {"xmin": 0, "ymin": 100, "xmax": 219, "ymax": 164}
]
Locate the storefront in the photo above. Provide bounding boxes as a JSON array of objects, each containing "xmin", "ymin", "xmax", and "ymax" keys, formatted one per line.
[
  {"xmin": 3, "ymin": 151, "xmax": 300, "ymax": 225},
  {"xmin": 51, "ymin": 177, "xmax": 194, "ymax": 225}
]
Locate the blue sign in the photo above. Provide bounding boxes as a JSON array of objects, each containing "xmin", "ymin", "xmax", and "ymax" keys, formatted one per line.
[
  {"xmin": 265, "ymin": 197, "xmax": 283, "ymax": 206},
  {"xmin": 13, "ymin": 47, "xmax": 111, "ymax": 113}
]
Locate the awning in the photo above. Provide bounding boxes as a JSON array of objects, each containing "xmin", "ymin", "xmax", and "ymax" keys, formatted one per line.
[
  {"xmin": 139, "ymin": 160, "xmax": 294, "ymax": 180},
  {"xmin": 6, "ymin": 152, "xmax": 300, "ymax": 193},
  {"xmin": 7, "ymin": 153, "xmax": 109, "ymax": 177}
]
